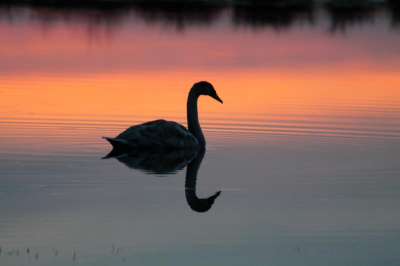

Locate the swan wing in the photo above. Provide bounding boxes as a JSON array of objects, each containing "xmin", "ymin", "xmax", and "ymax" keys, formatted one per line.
[{"xmin": 115, "ymin": 119, "xmax": 199, "ymax": 149}]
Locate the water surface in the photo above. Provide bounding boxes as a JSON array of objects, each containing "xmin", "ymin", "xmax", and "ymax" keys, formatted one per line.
[{"xmin": 1, "ymin": 3, "xmax": 400, "ymax": 265}]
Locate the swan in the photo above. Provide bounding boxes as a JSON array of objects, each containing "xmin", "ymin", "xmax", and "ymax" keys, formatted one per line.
[{"xmin": 103, "ymin": 81, "xmax": 223, "ymax": 151}]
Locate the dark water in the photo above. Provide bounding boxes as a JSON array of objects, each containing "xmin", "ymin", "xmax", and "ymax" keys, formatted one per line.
[{"xmin": 1, "ymin": 2, "xmax": 400, "ymax": 265}]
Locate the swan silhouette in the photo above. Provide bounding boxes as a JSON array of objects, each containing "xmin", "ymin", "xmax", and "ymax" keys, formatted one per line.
[{"xmin": 103, "ymin": 81, "xmax": 222, "ymax": 151}]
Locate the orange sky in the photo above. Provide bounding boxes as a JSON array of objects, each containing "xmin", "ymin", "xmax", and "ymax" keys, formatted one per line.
[
  {"xmin": 1, "ymin": 11, "xmax": 400, "ymax": 151},
  {"xmin": 1, "ymin": 69, "xmax": 399, "ymax": 121}
]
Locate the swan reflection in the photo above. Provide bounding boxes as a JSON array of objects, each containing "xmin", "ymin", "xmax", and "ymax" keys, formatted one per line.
[
  {"xmin": 103, "ymin": 148, "xmax": 198, "ymax": 175},
  {"xmin": 185, "ymin": 149, "xmax": 221, "ymax": 213},
  {"xmin": 104, "ymin": 148, "xmax": 221, "ymax": 213}
]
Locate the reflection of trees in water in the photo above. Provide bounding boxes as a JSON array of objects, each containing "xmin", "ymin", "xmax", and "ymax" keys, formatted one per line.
[
  {"xmin": 132, "ymin": 1, "xmax": 224, "ymax": 31},
  {"xmin": 1, "ymin": 0, "xmax": 400, "ymax": 33},
  {"xmin": 387, "ymin": 0, "xmax": 400, "ymax": 28},
  {"xmin": 232, "ymin": 0, "xmax": 314, "ymax": 31},
  {"xmin": 31, "ymin": 7, "xmax": 131, "ymax": 41},
  {"xmin": 0, "ymin": 5, "xmax": 13, "ymax": 22},
  {"xmin": 28, "ymin": 7, "xmax": 129, "ymax": 25},
  {"xmin": 324, "ymin": 0, "xmax": 385, "ymax": 33},
  {"xmin": 0, "ymin": 4, "xmax": 131, "ymax": 41}
]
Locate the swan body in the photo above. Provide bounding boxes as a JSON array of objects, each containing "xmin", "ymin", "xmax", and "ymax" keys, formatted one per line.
[
  {"xmin": 103, "ymin": 119, "xmax": 199, "ymax": 150},
  {"xmin": 103, "ymin": 81, "xmax": 222, "ymax": 151}
]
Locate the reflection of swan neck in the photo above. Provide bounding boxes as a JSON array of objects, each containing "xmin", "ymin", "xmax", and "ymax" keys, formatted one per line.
[
  {"xmin": 185, "ymin": 148, "xmax": 205, "ymax": 190},
  {"xmin": 185, "ymin": 149, "xmax": 221, "ymax": 213},
  {"xmin": 187, "ymin": 89, "xmax": 205, "ymax": 148}
]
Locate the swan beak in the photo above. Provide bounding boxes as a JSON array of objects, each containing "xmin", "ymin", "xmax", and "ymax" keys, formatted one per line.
[{"xmin": 212, "ymin": 93, "xmax": 223, "ymax": 104}]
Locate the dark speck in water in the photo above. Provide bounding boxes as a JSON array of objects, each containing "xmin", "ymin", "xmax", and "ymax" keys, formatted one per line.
[{"xmin": 111, "ymin": 244, "xmax": 115, "ymax": 254}]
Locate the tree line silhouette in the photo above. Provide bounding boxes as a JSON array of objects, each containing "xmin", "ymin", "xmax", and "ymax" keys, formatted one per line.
[{"xmin": 0, "ymin": 0, "xmax": 399, "ymax": 32}]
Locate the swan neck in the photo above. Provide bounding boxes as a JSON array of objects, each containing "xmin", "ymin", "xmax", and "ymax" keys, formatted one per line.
[{"xmin": 187, "ymin": 89, "xmax": 205, "ymax": 148}]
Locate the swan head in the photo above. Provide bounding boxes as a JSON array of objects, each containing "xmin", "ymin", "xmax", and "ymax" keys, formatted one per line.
[{"xmin": 193, "ymin": 81, "xmax": 223, "ymax": 104}]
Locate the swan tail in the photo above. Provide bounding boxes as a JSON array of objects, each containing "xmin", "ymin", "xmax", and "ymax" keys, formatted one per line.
[
  {"xmin": 103, "ymin": 136, "xmax": 130, "ymax": 147},
  {"xmin": 102, "ymin": 137, "xmax": 135, "ymax": 158}
]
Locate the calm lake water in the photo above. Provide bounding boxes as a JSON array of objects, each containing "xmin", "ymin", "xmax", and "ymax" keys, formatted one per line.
[{"xmin": 1, "ymin": 2, "xmax": 400, "ymax": 265}]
